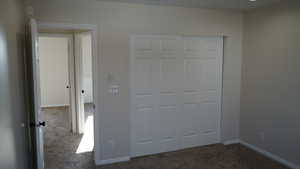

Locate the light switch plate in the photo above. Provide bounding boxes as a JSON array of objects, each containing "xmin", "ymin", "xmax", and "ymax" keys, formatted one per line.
[{"xmin": 109, "ymin": 85, "xmax": 120, "ymax": 96}]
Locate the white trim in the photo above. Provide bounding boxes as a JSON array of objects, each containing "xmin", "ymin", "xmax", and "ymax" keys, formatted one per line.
[
  {"xmin": 38, "ymin": 22, "xmax": 97, "ymax": 31},
  {"xmin": 41, "ymin": 104, "xmax": 70, "ymax": 108},
  {"xmin": 129, "ymin": 35, "xmax": 135, "ymax": 158},
  {"xmin": 74, "ymin": 33, "xmax": 84, "ymax": 134},
  {"xmin": 68, "ymin": 34, "xmax": 77, "ymax": 133},
  {"xmin": 240, "ymin": 140, "xmax": 300, "ymax": 169},
  {"xmin": 41, "ymin": 102, "xmax": 93, "ymax": 108},
  {"xmin": 38, "ymin": 33, "xmax": 73, "ymax": 37},
  {"xmin": 95, "ymin": 156, "xmax": 130, "ymax": 166},
  {"xmin": 130, "ymin": 33, "xmax": 226, "ymax": 38},
  {"xmin": 223, "ymin": 139, "xmax": 240, "ymax": 145},
  {"xmin": 29, "ymin": 18, "xmax": 45, "ymax": 169},
  {"xmin": 37, "ymin": 22, "xmax": 100, "ymax": 165}
]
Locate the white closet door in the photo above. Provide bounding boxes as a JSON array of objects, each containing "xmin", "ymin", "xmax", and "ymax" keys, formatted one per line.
[
  {"xmin": 157, "ymin": 37, "xmax": 182, "ymax": 153},
  {"xmin": 181, "ymin": 37, "xmax": 223, "ymax": 149},
  {"xmin": 130, "ymin": 37, "xmax": 160, "ymax": 157},
  {"xmin": 131, "ymin": 35, "xmax": 223, "ymax": 157}
]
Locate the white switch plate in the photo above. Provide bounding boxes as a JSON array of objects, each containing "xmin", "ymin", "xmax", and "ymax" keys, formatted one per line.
[{"xmin": 109, "ymin": 85, "xmax": 120, "ymax": 96}]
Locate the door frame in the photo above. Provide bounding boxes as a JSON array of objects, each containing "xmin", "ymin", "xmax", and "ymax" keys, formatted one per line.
[
  {"xmin": 129, "ymin": 34, "xmax": 224, "ymax": 157},
  {"xmin": 27, "ymin": 18, "xmax": 44, "ymax": 169},
  {"xmin": 74, "ymin": 32, "xmax": 93, "ymax": 134},
  {"xmin": 37, "ymin": 22, "xmax": 100, "ymax": 161},
  {"xmin": 38, "ymin": 33, "xmax": 76, "ymax": 132}
]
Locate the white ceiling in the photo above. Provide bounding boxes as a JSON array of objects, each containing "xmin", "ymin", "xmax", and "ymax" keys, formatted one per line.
[{"xmin": 97, "ymin": 0, "xmax": 281, "ymax": 10}]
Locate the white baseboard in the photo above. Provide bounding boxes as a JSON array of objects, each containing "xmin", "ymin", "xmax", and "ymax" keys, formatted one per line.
[
  {"xmin": 42, "ymin": 102, "xmax": 93, "ymax": 108},
  {"xmin": 95, "ymin": 156, "xmax": 130, "ymax": 166},
  {"xmin": 41, "ymin": 104, "xmax": 69, "ymax": 108},
  {"xmin": 239, "ymin": 140, "xmax": 300, "ymax": 169},
  {"xmin": 223, "ymin": 139, "xmax": 240, "ymax": 145}
]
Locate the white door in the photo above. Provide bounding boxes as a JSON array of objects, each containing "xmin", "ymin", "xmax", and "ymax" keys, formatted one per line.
[
  {"xmin": 130, "ymin": 35, "xmax": 223, "ymax": 157},
  {"xmin": 74, "ymin": 33, "xmax": 85, "ymax": 133},
  {"xmin": 181, "ymin": 37, "xmax": 223, "ymax": 149},
  {"xmin": 28, "ymin": 18, "xmax": 45, "ymax": 169},
  {"xmin": 130, "ymin": 37, "xmax": 159, "ymax": 156},
  {"xmin": 156, "ymin": 37, "xmax": 182, "ymax": 153}
]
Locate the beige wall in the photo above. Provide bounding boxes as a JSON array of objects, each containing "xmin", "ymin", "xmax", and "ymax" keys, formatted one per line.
[
  {"xmin": 241, "ymin": 1, "xmax": 300, "ymax": 166},
  {"xmin": 0, "ymin": 0, "xmax": 28, "ymax": 169},
  {"xmin": 28, "ymin": 0, "xmax": 243, "ymax": 161}
]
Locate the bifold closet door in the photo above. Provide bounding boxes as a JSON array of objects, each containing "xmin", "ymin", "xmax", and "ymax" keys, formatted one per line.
[
  {"xmin": 130, "ymin": 35, "xmax": 223, "ymax": 157},
  {"xmin": 180, "ymin": 37, "xmax": 223, "ymax": 149}
]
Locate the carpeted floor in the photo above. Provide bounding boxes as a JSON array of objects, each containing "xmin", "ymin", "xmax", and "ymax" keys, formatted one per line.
[
  {"xmin": 99, "ymin": 144, "xmax": 290, "ymax": 169},
  {"xmin": 42, "ymin": 106, "xmax": 290, "ymax": 169},
  {"xmin": 43, "ymin": 104, "xmax": 94, "ymax": 169}
]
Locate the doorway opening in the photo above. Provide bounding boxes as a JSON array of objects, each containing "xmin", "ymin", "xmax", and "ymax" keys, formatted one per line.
[{"xmin": 38, "ymin": 31, "xmax": 95, "ymax": 169}]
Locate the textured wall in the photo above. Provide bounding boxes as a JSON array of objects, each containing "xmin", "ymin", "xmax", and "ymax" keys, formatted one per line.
[
  {"xmin": 241, "ymin": 1, "xmax": 300, "ymax": 166},
  {"xmin": 0, "ymin": 0, "xmax": 28, "ymax": 169},
  {"xmin": 29, "ymin": 0, "xmax": 243, "ymax": 161}
]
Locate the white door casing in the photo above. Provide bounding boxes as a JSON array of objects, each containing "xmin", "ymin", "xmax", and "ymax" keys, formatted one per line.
[
  {"xmin": 130, "ymin": 35, "xmax": 223, "ymax": 157},
  {"xmin": 67, "ymin": 35, "xmax": 77, "ymax": 133},
  {"xmin": 74, "ymin": 33, "xmax": 86, "ymax": 134},
  {"xmin": 28, "ymin": 18, "xmax": 44, "ymax": 169},
  {"xmin": 35, "ymin": 22, "xmax": 99, "ymax": 163}
]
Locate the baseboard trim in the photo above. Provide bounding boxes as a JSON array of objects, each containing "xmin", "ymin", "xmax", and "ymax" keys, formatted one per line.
[
  {"xmin": 42, "ymin": 102, "xmax": 93, "ymax": 108},
  {"xmin": 239, "ymin": 140, "xmax": 300, "ymax": 169},
  {"xmin": 223, "ymin": 139, "xmax": 240, "ymax": 145},
  {"xmin": 95, "ymin": 156, "xmax": 130, "ymax": 166},
  {"xmin": 41, "ymin": 104, "xmax": 69, "ymax": 108}
]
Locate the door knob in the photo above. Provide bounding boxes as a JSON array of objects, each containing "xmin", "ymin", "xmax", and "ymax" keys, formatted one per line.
[
  {"xmin": 81, "ymin": 90, "xmax": 85, "ymax": 94},
  {"xmin": 38, "ymin": 121, "xmax": 46, "ymax": 127},
  {"xmin": 30, "ymin": 121, "xmax": 46, "ymax": 127}
]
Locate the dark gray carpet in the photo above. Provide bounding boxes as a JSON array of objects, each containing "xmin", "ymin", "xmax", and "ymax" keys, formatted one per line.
[
  {"xmin": 98, "ymin": 144, "xmax": 290, "ymax": 169},
  {"xmin": 43, "ymin": 104, "xmax": 94, "ymax": 169},
  {"xmin": 42, "ymin": 106, "xmax": 290, "ymax": 169}
]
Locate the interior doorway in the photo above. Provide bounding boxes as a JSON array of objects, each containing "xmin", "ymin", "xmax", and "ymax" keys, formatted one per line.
[
  {"xmin": 37, "ymin": 31, "xmax": 95, "ymax": 169},
  {"xmin": 38, "ymin": 34, "xmax": 75, "ymax": 133}
]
